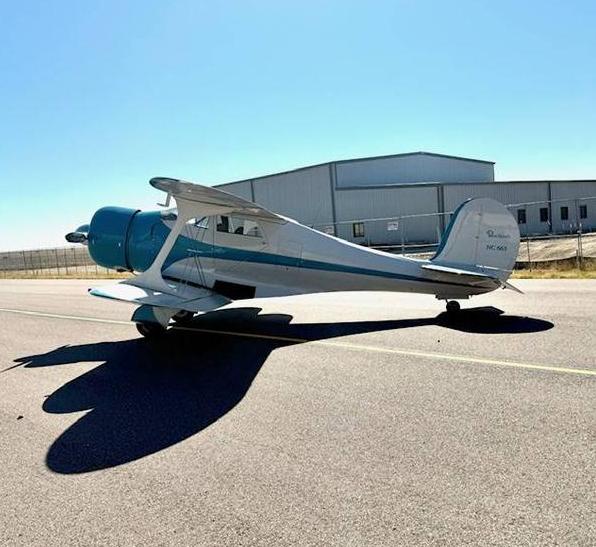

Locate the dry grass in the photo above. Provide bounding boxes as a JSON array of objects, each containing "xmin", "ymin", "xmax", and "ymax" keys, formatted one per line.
[
  {"xmin": 512, "ymin": 258, "xmax": 596, "ymax": 279},
  {"xmin": 2, "ymin": 259, "xmax": 596, "ymax": 281},
  {"xmin": 0, "ymin": 272, "xmax": 132, "ymax": 280},
  {"xmin": 512, "ymin": 268, "xmax": 596, "ymax": 279}
]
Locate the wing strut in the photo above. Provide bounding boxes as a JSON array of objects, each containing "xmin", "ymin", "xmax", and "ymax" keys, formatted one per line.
[{"xmin": 127, "ymin": 198, "xmax": 231, "ymax": 295}]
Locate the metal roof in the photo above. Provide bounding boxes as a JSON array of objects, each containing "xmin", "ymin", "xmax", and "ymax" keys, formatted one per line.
[
  {"xmin": 334, "ymin": 151, "xmax": 495, "ymax": 166},
  {"xmin": 218, "ymin": 151, "xmax": 495, "ymax": 187},
  {"xmin": 335, "ymin": 179, "xmax": 596, "ymax": 191}
]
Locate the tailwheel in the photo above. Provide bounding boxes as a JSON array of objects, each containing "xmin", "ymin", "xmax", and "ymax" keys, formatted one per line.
[
  {"xmin": 136, "ymin": 322, "xmax": 167, "ymax": 338},
  {"xmin": 172, "ymin": 310, "xmax": 195, "ymax": 326},
  {"xmin": 446, "ymin": 300, "xmax": 461, "ymax": 314}
]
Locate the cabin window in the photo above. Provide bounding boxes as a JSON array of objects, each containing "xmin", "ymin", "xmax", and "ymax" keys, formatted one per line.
[
  {"xmin": 216, "ymin": 215, "xmax": 262, "ymax": 238},
  {"xmin": 539, "ymin": 208, "xmax": 549, "ymax": 223},
  {"xmin": 352, "ymin": 222, "xmax": 365, "ymax": 238},
  {"xmin": 560, "ymin": 206, "xmax": 569, "ymax": 221},
  {"xmin": 217, "ymin": 215, "xmax": 230, "ymax": 233},
  {"xmin": 517, "ymin": 209, "xmax": 526, "ymax": 224},
  {"xmin": 188, "ymin": 216, "xmax": 208, "ymax": 229},
  {"xmin": 580, "ymin": 204, "xmax": 588, "ymax": 219}
]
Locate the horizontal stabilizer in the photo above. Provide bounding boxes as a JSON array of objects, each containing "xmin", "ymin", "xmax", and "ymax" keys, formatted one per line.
[
  {"xmin": 421, "ymin": 263, "xmax": 492, "ymax": 279},
  {"xmin": 89, "ymin": 279, "xmax": 231, "ymax": 313},
  {"xmin": 422, "ymin": 263, "xmax": 523, "ymax": 293}
]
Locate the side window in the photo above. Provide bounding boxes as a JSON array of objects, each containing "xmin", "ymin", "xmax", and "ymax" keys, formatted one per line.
[
  {"xmin": 216, "ymin": 216, "xmax": 262, "ymax": 238},
  {"xmin": 560, "ymin": 206, "xmax": 569, "ymax": 221},
  {"xmin": 188, "ymin": 216, "xmax": 208, "ymax": 229},
  {"xmin": 217, "ymin": 215, "xmax": 230, "ymax": 233},
  {"xmin": 241, "ymin": 219, "xmax": 262, "ymax": 237},
  {"xmin": 517, "ymin": 209, "xmax": 526, "ymax": 225},
  {"xmin": 539, "ymin": 208, "xmax": 549, "ymax": 223},
  {"xmin": 353, "ymin": 222, "xmax": 365, "ymax": 238},
  {"xmin": 580, "ymin": 205, "xmax": 587, "ymax": 219}
]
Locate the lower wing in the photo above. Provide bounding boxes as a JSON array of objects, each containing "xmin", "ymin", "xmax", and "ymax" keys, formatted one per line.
[{"xmin": 89, "ymin": 277, "xmax": 231, "ymax": 313}]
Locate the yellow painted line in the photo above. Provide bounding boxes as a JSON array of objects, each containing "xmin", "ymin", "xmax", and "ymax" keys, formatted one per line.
[
  {"xmin": 1, "ymin": 307, "xmax": 595, "ymax": 377},
  {"xmin": 0, "ymin": 307, "xmax": 131, "ymax": 326},
  {"xmin": 174, "ymin": 325, "xmax": 596, "ymax": 377}
]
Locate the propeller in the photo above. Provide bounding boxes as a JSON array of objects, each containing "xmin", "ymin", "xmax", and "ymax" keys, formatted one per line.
[{"xmin": 65, "ymin": 224, "xmax": 90, "ymax": 245}]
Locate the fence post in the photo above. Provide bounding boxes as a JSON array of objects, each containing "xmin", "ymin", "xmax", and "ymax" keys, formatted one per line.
[
  {"xmin": 577, "ymin": 230, "xmax": 583, "ymax": 270},
  {"xmin": 526, "ymin": 238, "xmax": 532, "ymax": 270},
  {"xmin": 400, "ymin": 217, "xmax": 405, "ymax": 255}
]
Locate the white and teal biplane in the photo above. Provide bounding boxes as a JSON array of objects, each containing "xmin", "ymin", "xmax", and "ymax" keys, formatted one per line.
[{"xmin": 66, "ymin": 177, "xmax": 521, "ymax": 337}]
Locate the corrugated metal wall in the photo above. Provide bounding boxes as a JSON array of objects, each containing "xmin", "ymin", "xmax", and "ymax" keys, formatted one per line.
[
  {"xmin": 217, "ymin": 160, "xmax": 596, "ymax": 245},
  {"xmin": 336, "ymin": 154, "xmax": 494, "ymax": 187},
  {"xmin": 216, "ymin": 180, "xmax": 253, "ymax": 201},
  {"xmin": 252, "ymin": 165, "xmax": 334, "ymax": 227},
  {"xmin": 551, "ymin": 181, "xmax": 596, "ymax": 233},
  {"xmin": 334, "ymin": 186, "xmax": 440, "ymax": 244},
  {"xmin": 444, "ymin": 182, "xmax": 550, "ymax": 236}
]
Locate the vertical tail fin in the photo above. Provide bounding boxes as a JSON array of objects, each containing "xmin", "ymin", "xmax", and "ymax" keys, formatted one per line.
[{"xmin": 433, "ymin": 198, "xmax": 520, "ymax": 281}]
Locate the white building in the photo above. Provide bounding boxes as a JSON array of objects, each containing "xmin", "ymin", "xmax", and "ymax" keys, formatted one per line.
[{"xmin": 217, "ymin": 152, "xmax": 596, "ymax": 246}]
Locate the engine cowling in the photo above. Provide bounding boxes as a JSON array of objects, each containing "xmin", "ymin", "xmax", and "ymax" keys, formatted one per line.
[
  {"xmin": 72, "ymin": 208, "xmax": 177, "ymax": 272},
  {"xmin": 88, "ymin": 207, "xmax": 139, "ymax": 271}
]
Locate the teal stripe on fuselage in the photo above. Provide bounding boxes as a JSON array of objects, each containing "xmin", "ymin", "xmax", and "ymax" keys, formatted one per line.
[{"xmin": 162, "ymin": 230, "xmax": 475, "ymax": 289}]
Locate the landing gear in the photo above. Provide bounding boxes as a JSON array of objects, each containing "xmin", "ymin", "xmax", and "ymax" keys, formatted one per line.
[
  {"xmin": 136, "ymin": 322, "xmax": 167, "ymax": 339},
  {"xmin": 446, "ymin": 300, "xmax": 461, "ymax": 314},
  {"xmin": 172, "ymin": 310, "xmax": 195, "ymax": 326}
]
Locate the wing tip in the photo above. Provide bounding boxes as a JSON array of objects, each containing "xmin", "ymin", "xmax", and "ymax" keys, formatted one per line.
[{"xmin": 150, "ymin": 177, "xmax": 180, "ymax": 191}]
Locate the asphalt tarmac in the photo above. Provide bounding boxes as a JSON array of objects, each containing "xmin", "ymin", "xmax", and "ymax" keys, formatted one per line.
[{"xmin": 0, "ymin": 279, "xmax": 594, "ymax": 546}]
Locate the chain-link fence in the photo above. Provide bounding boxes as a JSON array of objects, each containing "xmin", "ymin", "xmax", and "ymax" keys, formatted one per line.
[
  {"xmin": 313, "ymin": 196, "xmax": 596, "ymax": 268},
  {"xmin": 1, "ymin": 196, "xmax": 595, "ymax": 278},
  {"xmin": 0, "ymin": 246, "xmax": 127, "ymax": 278}
]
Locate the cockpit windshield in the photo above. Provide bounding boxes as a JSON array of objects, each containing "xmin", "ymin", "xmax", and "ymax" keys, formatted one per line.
[{"xmin": 159, "ymin": 210, "xmax": 208, "ymax": 229}]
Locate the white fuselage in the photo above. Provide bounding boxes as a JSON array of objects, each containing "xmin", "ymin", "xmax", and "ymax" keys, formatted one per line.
[{"xmin": 161, "ymin": 215, "xmax": 494, "ymax": 301}]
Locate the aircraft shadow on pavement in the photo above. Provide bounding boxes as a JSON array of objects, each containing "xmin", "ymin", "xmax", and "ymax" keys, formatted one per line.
[{"xmin": 13, "ymin": 306, "xmax": 553, "ymax": 474}]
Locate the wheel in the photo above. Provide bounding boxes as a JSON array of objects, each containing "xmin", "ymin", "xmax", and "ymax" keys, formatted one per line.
[
  {"xmin": 446, "ymin": 300, "xmax": 461, "ymax": 313},
  {"xmin": 172, "ymin": 310, "xmax": 195, "ymax": 326},
  {"xmin": 136, "ymin": 322, "xmax": 167, "ymax": 338}
]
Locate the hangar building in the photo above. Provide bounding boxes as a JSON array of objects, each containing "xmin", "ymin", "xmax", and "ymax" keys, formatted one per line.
[{"xmin": 216, "ymin": 152, "xmax": 596, "ymax": 247}]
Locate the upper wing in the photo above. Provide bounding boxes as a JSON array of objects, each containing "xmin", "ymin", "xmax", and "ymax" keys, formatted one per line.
[{"xmin": 150, "ymin": 177, "xmax": 287, "ymax": 224}]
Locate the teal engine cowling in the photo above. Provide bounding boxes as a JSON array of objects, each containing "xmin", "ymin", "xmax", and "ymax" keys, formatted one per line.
[{"xmin": 87, "ymin": 207, "xmax": 171, "ymax": 272}]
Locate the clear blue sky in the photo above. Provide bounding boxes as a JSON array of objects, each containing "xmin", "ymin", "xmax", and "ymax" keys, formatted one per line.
[{"xmin": 1, "ymin": 1, "xmax": 595, "ymax": 250}]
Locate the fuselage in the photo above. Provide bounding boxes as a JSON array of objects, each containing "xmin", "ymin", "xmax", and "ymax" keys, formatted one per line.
[{"xmin": 87, "ymin": 207, "xmax": 495, "ymax": 300}]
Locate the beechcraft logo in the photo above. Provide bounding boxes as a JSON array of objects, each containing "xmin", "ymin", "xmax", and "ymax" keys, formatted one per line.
[{"xmin": 486, "ymin": 229, "xmax": 511, "ymax": 239}]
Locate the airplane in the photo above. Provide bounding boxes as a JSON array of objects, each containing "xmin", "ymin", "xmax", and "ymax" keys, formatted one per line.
[{"xmin": 66, "ymin": 177, "xmax": 521, "ymax": 338}]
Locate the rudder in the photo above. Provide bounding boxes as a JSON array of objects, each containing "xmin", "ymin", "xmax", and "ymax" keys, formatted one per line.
[{"xmin": 433, "ymin": 198, "xmax": 520, "ymax": 280}]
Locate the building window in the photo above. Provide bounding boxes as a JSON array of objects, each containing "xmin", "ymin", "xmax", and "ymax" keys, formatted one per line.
[
  {"xmin": 580, "ymin": 205, "xmax": 588, "ymax": 219},
  {"xmin": 517, "ymin": 209, "xmax": 526, "ymax": 224},
  {"xmin": 352, "ymin": 222, "xmax": 365, "ymax": 238},
  {"xmin": 539, "ymin": 208, "xmax": 549, "ymax": 223},
  {"xmin": 560, "ymin": 206, "xmax": 569, "ymax": 221}
]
